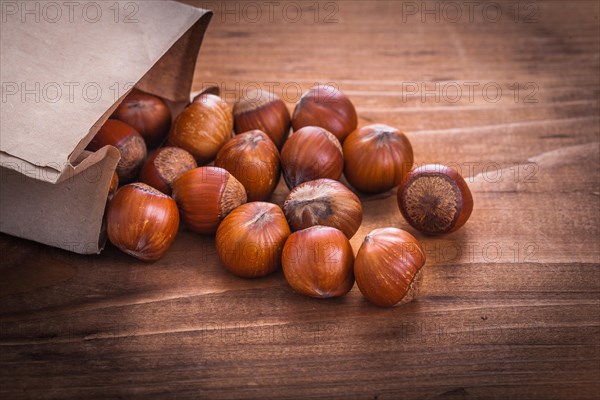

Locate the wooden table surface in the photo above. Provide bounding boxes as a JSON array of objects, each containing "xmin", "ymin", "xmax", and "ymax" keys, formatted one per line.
[{"xmin": 1, "ymin": 1, "xmax": 599, "ymax": 399}]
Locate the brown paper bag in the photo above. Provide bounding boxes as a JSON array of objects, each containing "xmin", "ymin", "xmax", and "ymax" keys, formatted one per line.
[{"xmin": 0, "ymin": 1, "xmax": 212, "ymax": 254}]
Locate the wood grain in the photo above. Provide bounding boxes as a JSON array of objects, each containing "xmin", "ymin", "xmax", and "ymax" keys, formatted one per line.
[{"xmin": 1, "ymin": 1, "xmax": 599, "ymax": 399}]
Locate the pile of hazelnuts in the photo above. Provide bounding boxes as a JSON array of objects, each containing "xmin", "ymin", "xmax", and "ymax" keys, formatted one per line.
[{"xmin": 91, "ymin": 84, "xmax": 473, "ymax": 307}]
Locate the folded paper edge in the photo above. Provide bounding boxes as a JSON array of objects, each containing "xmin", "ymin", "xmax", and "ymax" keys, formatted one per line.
[
  {"xmin": 2, "ymin": 4, "xmax": 212, "ymax": 186},
  {"xmin": 0, "ymin": 146, "xmax": 120, "ymax": 254}
]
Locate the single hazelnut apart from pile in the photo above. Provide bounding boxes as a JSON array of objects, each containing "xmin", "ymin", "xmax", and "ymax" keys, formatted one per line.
[{"xmin": 397, "ymin": 164, "xmax": 473, "ymax": 235}]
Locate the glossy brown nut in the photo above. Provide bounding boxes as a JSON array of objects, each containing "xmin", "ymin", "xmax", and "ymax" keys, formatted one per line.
[
  {"xmin": 397, "ymin": 164, "xmax": 473, "ymax": 235},
  {"xmin": 283, "ymin": 179, "xmax": 363, "ymax": 239},
  {"xmin": 171, "ymin": 166, "xmax": 247, "ymax": 235},
  {"xmin": 233, "ymin": 89, "xmax": 291, "ymax": 149},
  {"xmin": 280, "ymin": 126, "xmax": 343, "ymax": 189},
  {"xmin": 343, "ymin": 124, "xmax": 414, "ymax": 193},
  {"xmin": 282, "ymin": 226, "xmax": 354, "ymax": 298},
  {"xmin": 354, "ymin": 227, "xmax": 425, "ymax": 307},
  {"xmin": 86, "ymin": 119, "xmax": 147, "ymax": 183},
  {"xmin": 111, "ymin": 89, "xmax": 172, "ymax": 148},
  {"xmin": 167, "ymin": 94, "xmax": 233, "ymax": 164},
  {"xmin": 139, "ymin": 147, "xmax": 197, "ymax": 195},
  {"xmin": 106, "ymin": 183, "xmax": 179, "ymax": 262},
  {"xmin": 214, "ymin": 130, "xmax": 281, "ymax": 201},
  {"xmin": 107, "ymin": 171, "xmax": 119, "ymax": 201},
  {"xmin": 216, "ymin": 202, "xmax": 291, "ymax": 278},
  {"xmin": 292, "ymin": 85, "xmax": 358, "ymax": 142}
]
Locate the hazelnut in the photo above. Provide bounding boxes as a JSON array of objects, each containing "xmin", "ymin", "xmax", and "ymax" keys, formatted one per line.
[
  {"xmin": 292, "ymin": 85, "xmax": 358, "ymax": 142},
  {"xmin": 168, "ymin": 94, "xmax": 233, "ymax": 164},
  {"xmin": 397, "ymin": 164, "xmax": 473, "ymax": 235},
  {"xmin": 111, "ymin": 88, "xmax": 172, "ymax": 148},
  {"xmin": 214, "ymin": 130, "xmax": 280, "ymax": 201},
  {"xmin": 106, "ymin": 183, "xmax": 179, "ymax": 262},
  {"xmin": 354, "ymin": 227, "xmax": 425, "ymax": 307},
  {"xmin": 280, "ymin": 126, "xmax": 343, "ymax": 189},
  {"xmin": 171, "ymin": 166, "xmax": 247, "ymax": 235},
  {"xmin": 86, "ymin": 119, "xmax": 147, "ymax": 183},
  {"xmin": 139, "ymin": 146, "xmax": 197, "ymax": 195},
  {"xmin": 283, "ymin": 178, "xmax": 363, "ymax": 239},
  {"xmin": 216, "ymin": 202, "xmax": 291, "ymax": 278},
  {"xmin": 343, "ymin": 124, "xmax": 414, "ymax": 193},
  {"xmin": 282, "ymin": 226, "xmax": 354, "ymax": 298},
  {"xmin": 233, "ymin": 89, "xmax": 291, "ymax": 149}
]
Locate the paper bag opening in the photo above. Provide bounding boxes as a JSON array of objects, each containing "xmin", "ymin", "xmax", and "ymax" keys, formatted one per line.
[{"xmin": 0, "ymin": 1, "xmax": 213, "ymax": 254}]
